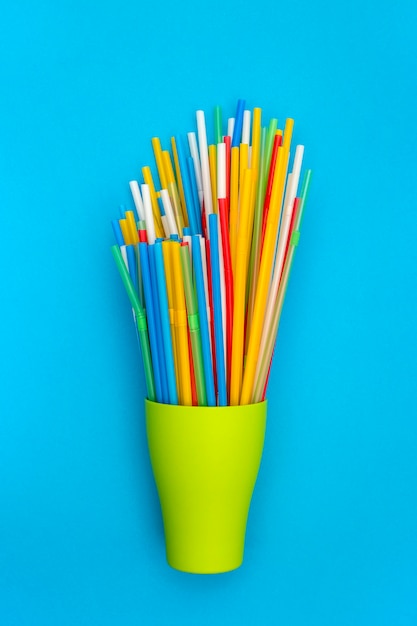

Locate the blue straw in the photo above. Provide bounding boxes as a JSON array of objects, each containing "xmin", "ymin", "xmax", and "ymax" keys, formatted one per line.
[
  {"xmin": 192, "ymin": 235, "xmax": 216, "ymax": 406},
  {"xmin": 208, "ymin": 214, "xmax": 227, "ymax": 406},
  {"xmin": 139, "ymin": 243, "xmax": 163, "ymax": 403},
  {"xmin": 231, "ymin": 99, "xmax": 246, "ymax": 148},
  {"xmin": 187, "ymin": 156, "xmax": 203, "ymax": 235},
  {"xmin": 175, "ymin": 135, "xmax": 199, "ymax": 236},
  {"xmin": 112, "ymin": 220, "xmax": 124, "ymax": 246},
  {"xmin": 154, "ymin": 242, "xmax": 178, "ymax": 405},
  {"xmin": 148, "ymin": 244, "xmax": 169, "ymax": 404}
]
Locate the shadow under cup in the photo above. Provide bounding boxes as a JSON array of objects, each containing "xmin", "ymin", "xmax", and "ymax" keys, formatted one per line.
[{"xmin": 145, "ymin": 399, "xmax": 267, "ymax": 574}]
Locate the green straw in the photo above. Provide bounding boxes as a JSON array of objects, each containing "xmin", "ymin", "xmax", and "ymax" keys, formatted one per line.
[
  {"xmin": 111, "ymin": 245, "xmax": 156, "ymax": 401},
  {"xmin": 214, "ymin": 106, "xmax": 222, "ymax": 145},
  {"xmin": 180, "ymin": 245, "xmax": 207, "ymax": 406},
  {"xmin": 262, "ymin": 118, "xmax": 278, "ymax": 192},
  {"xmin": 252, "ymin": 170, "xmax": 312, "ymax": 402}
]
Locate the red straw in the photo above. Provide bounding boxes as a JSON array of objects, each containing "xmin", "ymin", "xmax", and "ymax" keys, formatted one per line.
[
  {"xmin": 260, "ymin": 133, "xmax": 282, "ymax": 250},
  {"xmin": 218, "ymin": 197, "xmax": 233, "ymax": 397},
  {"xmin": 138, "ymin": 228, "xmax": 147, "ymax": 243}
]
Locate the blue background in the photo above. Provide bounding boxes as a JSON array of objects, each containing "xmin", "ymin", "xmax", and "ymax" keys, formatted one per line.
[{"xmin": 1, "ymin": 0, "xmax": 416, "ymax": 624}]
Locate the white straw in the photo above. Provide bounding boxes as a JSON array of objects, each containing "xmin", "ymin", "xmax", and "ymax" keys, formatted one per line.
[
  {"xmin": 129, "ymin": 180, "xmax": 145, "ymax": 221},
  {"xmin": 196, "ymin": 110, "xmax": 213, "ymax": 229},
  {"xmin": 242, "ymin": 110, "xmax": 251, "ymax": 145},
  {"xmin": 217, "ymin": 142, "xmax": 226, "ymax": 200},
  {"xmin": 161, "ymin": 215, "xmax": 170, "ymax": 238},
  {"xmin": 254, "ymin": 145, "xmax": 304, "ymax": 385},
  {"xmin": 120, "ymin": 245, "xmax": 128, "ymax": 269},
  {"xmin": 140, "ymin": 184, "xmax": 156, "ymax": 245},
  {"xmin": 227, "ymin": 118, "xmax": 235, "ymax": 138},
  {"xmin": 160, "ymin": 189, "xmax": 179, "ymax": 237},
  {"xmin": 187, "ymin": 132, "xmax": 203, "ymax": 209}
]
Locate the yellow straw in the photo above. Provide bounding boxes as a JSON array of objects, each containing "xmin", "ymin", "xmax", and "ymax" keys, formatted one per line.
[
  {"xmin": 119, "ymin": 218, "xmax": 131, "ymax": 245},
  {"xmin": 163, "ymin": 150, "xmax": 184, "ymax": 236},
  {"xmin": 162, "ymin": 241, "xmax": 180, "ymax": 399},
  {"xmin": 244, "ymin": 108, "xmax": 261, "ymax": 333},
  {"xmin": 171, "ymin": 242, "xmax": 192, "ymax": 405},
  {"xmin": 240, "ymin": 142, "xmax": 290, "ymax": 405},
  {"xmin": 142, "ymin": 166, "xmax": 164, "ymax": 238},
  {"xmin": 208, "ymin": 145, "xmax": 217, "ymax": 212},
  {"xmin": 151, "ymin": 137, "xmax": 168, "ymax": 190},
  {"xmin": 239, "ymin": 143, "xmax": 249, "ymax": 195},
  {"xmin": 125, "ymin": 210, "xmax": 139, "ymax": 244},
  {"xmin": 229, "ymin": 146, "xmax": 240, "ymax": 278},
  {"xmin": 171, "ymin": 137, "xmax": 188, "ymax": 226},
  {"xmin": 230, "ymin": 168, "xmax": 254, "ymax": 406}
]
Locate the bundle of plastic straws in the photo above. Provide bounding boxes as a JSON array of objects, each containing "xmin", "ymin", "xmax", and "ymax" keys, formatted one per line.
[{"xmin": 111, "ymin": 99, "xmax": 312, "ymax": 406}]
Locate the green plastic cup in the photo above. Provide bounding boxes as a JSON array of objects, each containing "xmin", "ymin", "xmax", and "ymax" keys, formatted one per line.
[{"xmin": 145, "ymin": 399, "xmax": 267, "ymax": 574}]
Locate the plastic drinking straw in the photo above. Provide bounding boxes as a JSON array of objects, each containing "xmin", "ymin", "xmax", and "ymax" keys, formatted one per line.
[
  {"xmin": 232, "ymin": 99, "xmax": 245, "ymax": 148},
  {"xmin": 192, "ymin": 235, "xmax": 216, "ymax": 406},
  {"xmin": 260, "ymin": 132, "xmax": 282, "ymax": 248},
  {"xmin": 171, "ymin": 137, "xmax": 188, "ymax": 226},
  {"xmin": 230, "ymin": 169, "xmax": 253, "ymax": 405},
  {"xmin": 126, "ymin": 244, "xmax": 138, "ymax": 291},
  {"xmin": 119, "ymin": 218, "xmax": 131, "ymax": 245},
  {"xmin": 129, "ymin": 181, "xmax": 145, "ymax": 222},
  {"xmin": 196, "ymin": 110, "xmax": 214, "ymax": 226},
  {"xmin": 126, "ymin": 210, "xmax": 139, "ymax": 244},
  {"xmin": 199, "ymin": 236, "xmax": 213, "ymax": 358},
  {"xmin": 112, "ymin": 219, "xmax": 124, "ymax": 246},
  {"xmin": 253, "ymin": 170, "xmax": 312, "ymax": 402},
  {"xmin": 187, "ymin": 132, "xmax": 203, "ymax": 209},
  {"xmin": 180, "ymin": 243, "xmax": 207, "ymax": 406},
  {"xmin": 171, "ymin": 242, "xmax": 192, "ymax": 406},
  {"xmin": 160, "ymin": 189, "xmax": 179, "ymax": 237},
  {"xmin": 151, "ymin": 137, "xmax": 168, "ymax": 190},
  {"xmin": 217, "ymin": 142, "xmax": 226, "ymax": 201},
  {"xmin": 246, "ymin": 127, "xmax": 266, "ymax": 337},
  {"xmin": 208, "ymin": 145, "xmax": 217, "ymax": 211},
  {"xmin": 139, "ymin": 243, "xmax": 163, "ymax": 403},
  {"xmin": 148, "ymin": 244, "xmax": 169, "ymax": 404},
  {"xmin": 224, "ymin": 136, "xmax": 231, "ymax": 207},
  {"xmin": 188, "ymin": 328, "xmax": 198, "ymax": 405},
  {"xmin": 212, "ymin": 105, "xmax": 221, "ymax": 144},
  {"xmin": 141, "ymin": 167, "xmax": 164, "ymax": 238},
  {"xmin": 243, "ymin": 107, "xmax": 261, "ymax": 305},
  {"xmin": 162, "ymin": 241, "xmax": 180, "ymax": 399},
  {"xmin": 239, "ymin": 143, "xmax": 249, "ymax": 192},
  {"xmin": 138, "ymin": 220, "xmax": 147, "ymax": 243},
  {"xmin": 229, "ymin": 146, "xmax": 240, "ymax": 278},
  {"xmin": 153, "ymin": 242, "xmax": 178, "ymax": 405},
  {"xmin": 163, "ymin": 150, "xmax": 184, "ymax": 235},
  {"xmin": 209, "ymin": 213, "xmax": 227, "ymax": 406},
  {"xmin": 218, "ymin": 198, "xmax": 233, "ymax": 395},
  {"xmin": 141, "ymin": 184, "xmax": 156, "ymax": 245},
  {"xmin": 240, "ymin": 143, "xmax": 290, "ymax": 405},
  {"xmin": 262, "ymin": 118, "xmax": 278, "ymax": 191},
  {"xmin": 187, "ymin": 156, "xmax": 203, "ymax": 234},
  {"xmin": 205, "ymin": 238, "xmax": 217, "ymax": 393},
  {"xmin": 227, "ymin": 118, "xmax": 235, "ymax": 139},
  {"xmin": 175, "ymin": 135, "xmax": 199, "ymax": 235},
  {"xmin": 120, "ymin": 244, "xmax": 128, "ymax": 269},
  {"xmin": 111, "ymin": 245, "xmax": 155, "ymax": 401},
  {"xmin": 242, "ymin": 110, "xmax": 251, "ymax": 145}
]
